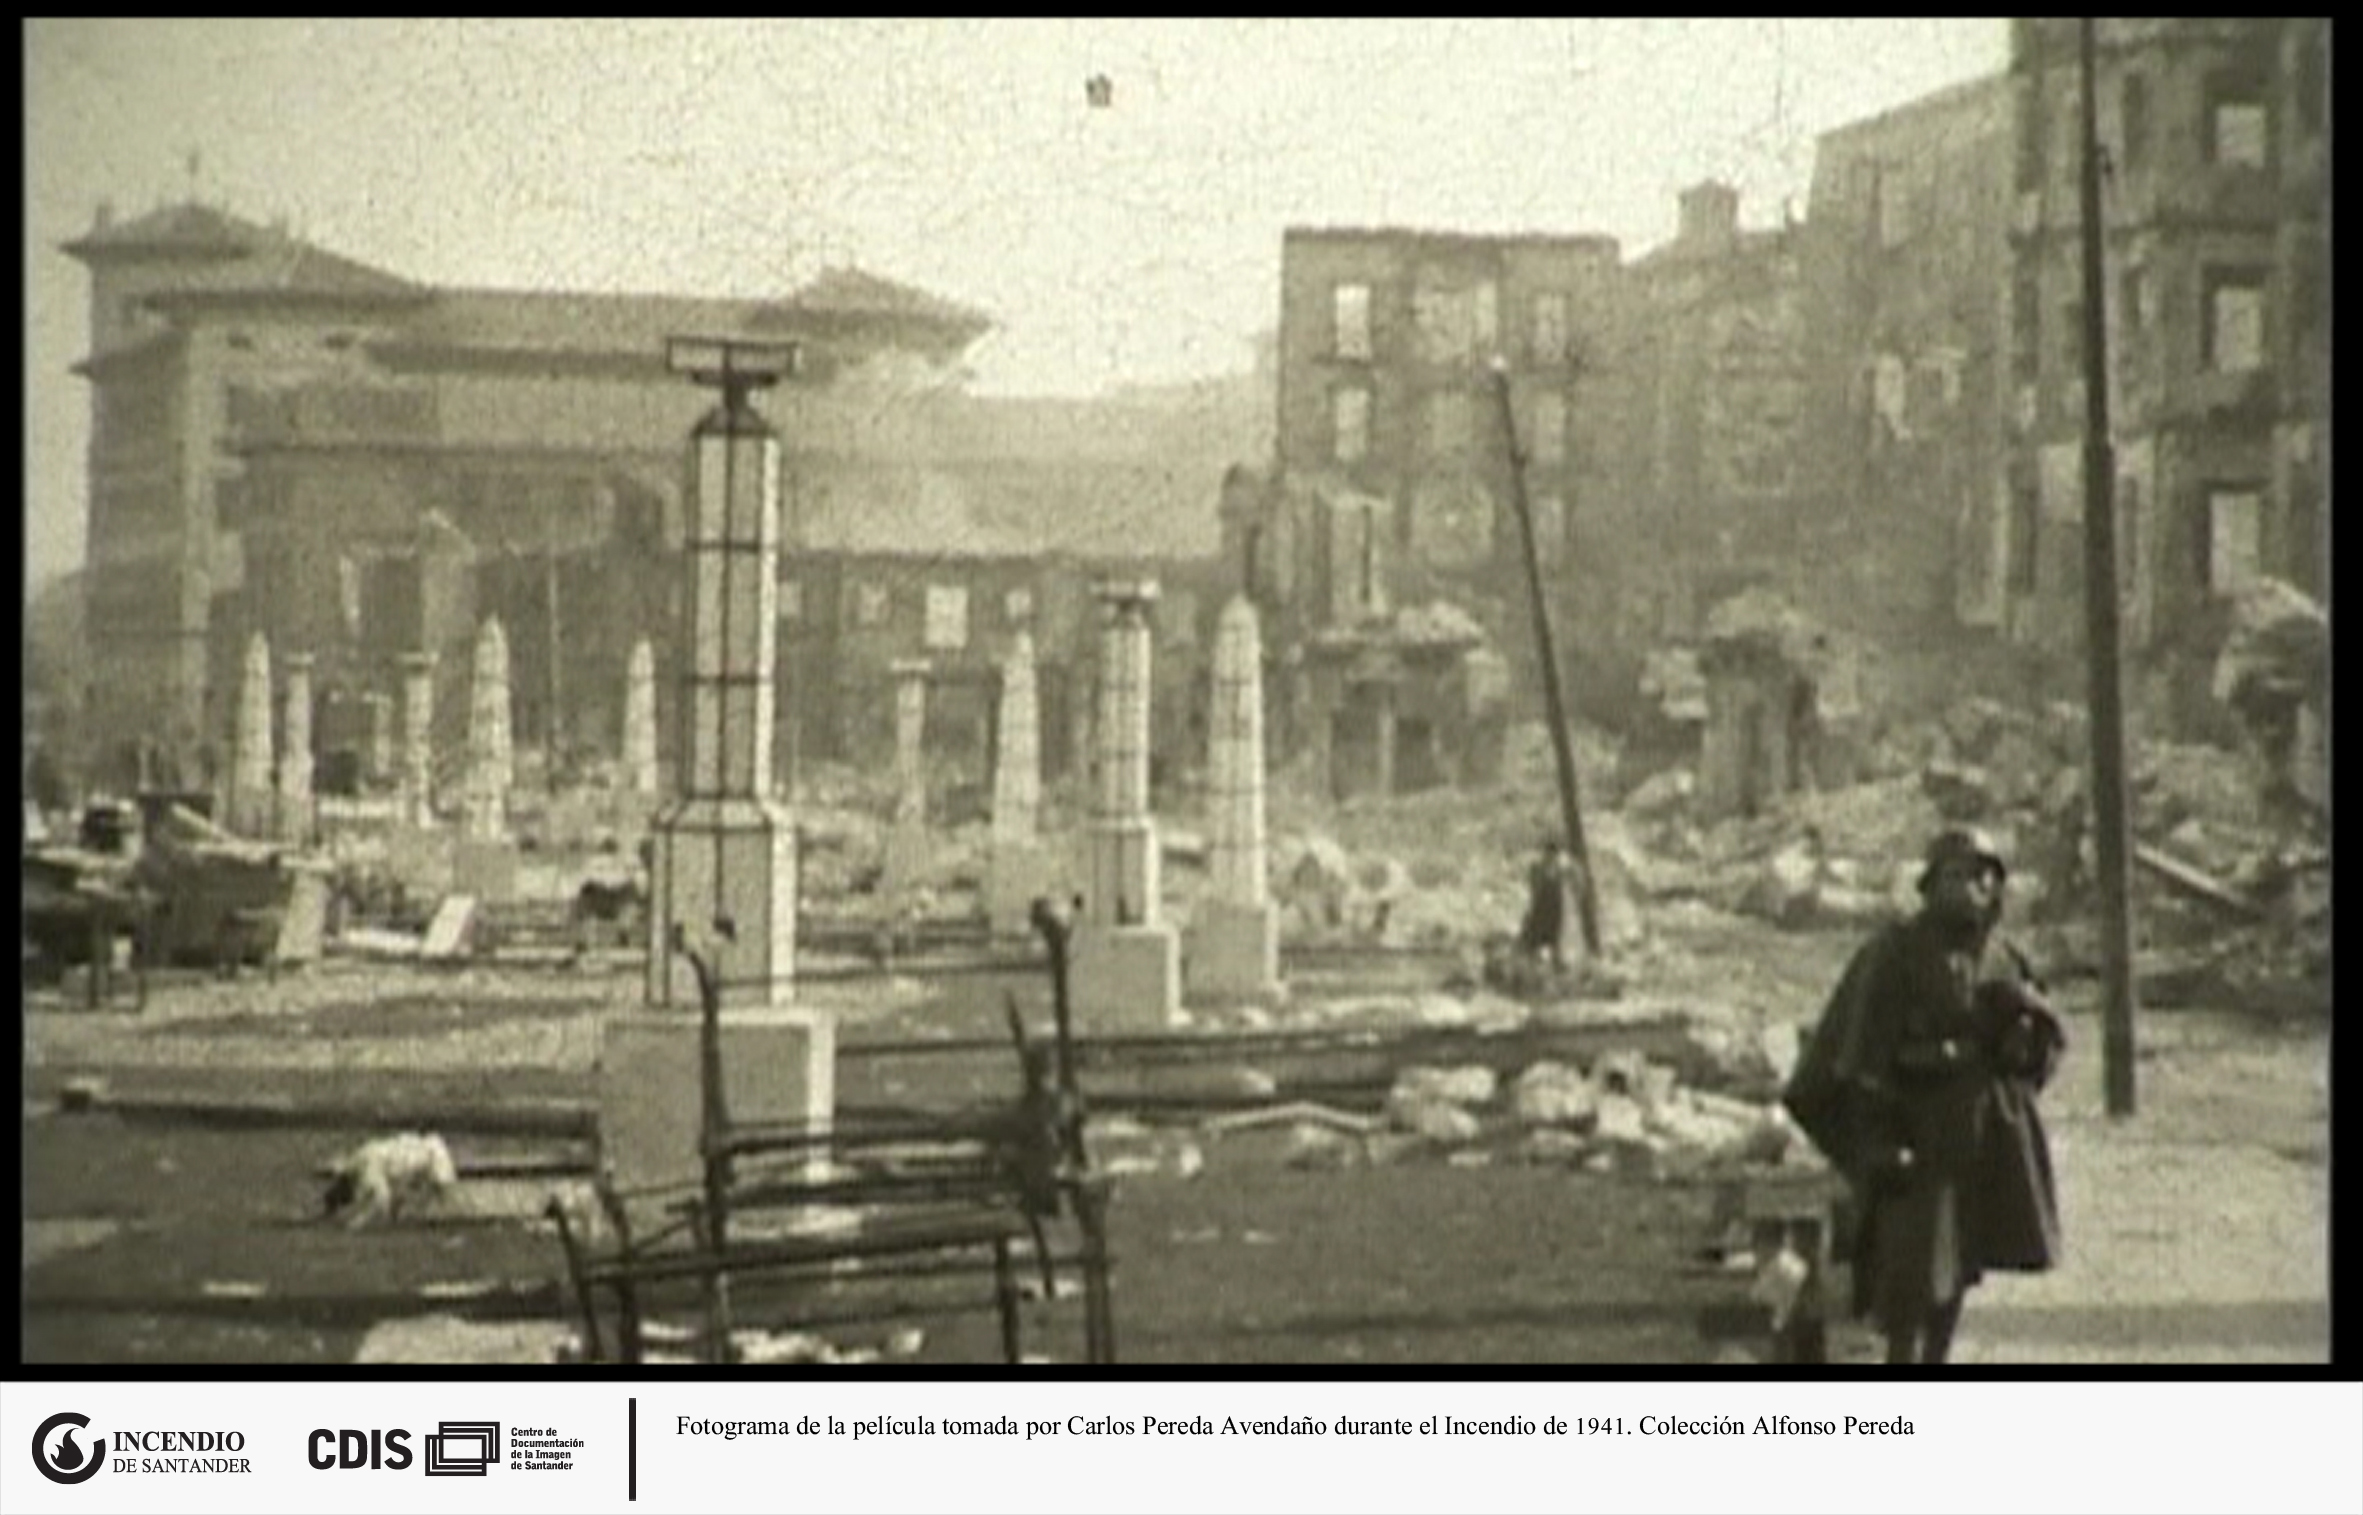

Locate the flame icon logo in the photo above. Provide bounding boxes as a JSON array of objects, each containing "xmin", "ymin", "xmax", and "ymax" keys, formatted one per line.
[{"xmin": 32, "ymin": 1412, "xmax": 105, "ymax": 1485}]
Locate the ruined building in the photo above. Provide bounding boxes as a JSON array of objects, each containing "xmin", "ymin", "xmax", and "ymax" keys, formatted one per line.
[
  {"xmin": 1802, "ymin": 75, "xmax": 2015, "ymax": 657},
  {"xmin": 1237, "ymin": 226, "xmax": 1628, "ymax": 799},
  {"xmin": 1620, "ymin": 184, "xmax": 1809, "ymax": 651},
  {"xmin": 63, "ymin": 201, "xmax": 1258, "ymax": 803},
  {"xmin": 64, "ymin": 202, "xmax": 991, "ymax": 794},
  {"xmin": 2001, "ymin": 18, "xmax": 2329, "ymax": 735}
]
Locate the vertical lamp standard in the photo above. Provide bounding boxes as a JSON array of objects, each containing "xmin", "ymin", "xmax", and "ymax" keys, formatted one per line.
[{"xmin": 647, "ymin": 337, "xmax": 801, "ymax": 1011}]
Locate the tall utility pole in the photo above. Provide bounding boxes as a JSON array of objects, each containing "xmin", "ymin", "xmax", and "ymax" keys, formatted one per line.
[
  {"xmin": 1489, "ymin": 358, "xmax": 1601, "ymax": 958},
  {"xmin": 545, "ymin": 486, "xmax": 564, "ymax": 783},
  {"xmin": 2078, "ymin": 18, "xmax": 2140, "ymax": 1116}
]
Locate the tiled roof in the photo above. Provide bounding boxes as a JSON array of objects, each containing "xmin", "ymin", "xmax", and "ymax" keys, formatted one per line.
[
  {"xmin": 144, "ymin": 239, "xmax": 423, "ymax": 303},
  {"xmin": 386, "ymin": 289, "xmax": 768, "ymax": 359},
  {"xmin": 386, "ymin": 265, "xmax": 990, "ymax": 362},
  {"xmin": 62, "ymin": 202, "xmax": 273, "ymax": 258},
  {"xmin": 66, "ymin": 202, "xmax": 421, "ymax": 302}
]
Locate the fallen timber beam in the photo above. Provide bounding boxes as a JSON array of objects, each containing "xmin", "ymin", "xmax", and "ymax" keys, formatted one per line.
[{"xmin": 2132, "ymin": 842, "xmax": 2270, "ymax": 921}]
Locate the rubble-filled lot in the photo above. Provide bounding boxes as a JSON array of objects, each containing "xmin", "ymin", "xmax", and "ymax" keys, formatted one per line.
[{"xmin": 22, "ymin": 696, "xmax": 2328, "ymax": 1365}]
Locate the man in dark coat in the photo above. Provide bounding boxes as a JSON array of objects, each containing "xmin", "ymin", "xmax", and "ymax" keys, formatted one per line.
[
  {"xmin": 1783, "ymin": 826, "xmax": 2065, "ymax": 1364},
  {"xmin": 1516, "ymin": 838, "xmax": 1575, "ymax": 970}
]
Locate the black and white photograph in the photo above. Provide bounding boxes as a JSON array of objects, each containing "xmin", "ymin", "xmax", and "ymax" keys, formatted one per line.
[{"xmin": 23, "ymin": 19, "xmax": 2330, "ymax": 1372}]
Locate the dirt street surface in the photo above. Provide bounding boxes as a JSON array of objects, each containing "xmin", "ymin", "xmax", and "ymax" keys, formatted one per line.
[{"xmin": 24, "ymin": 905, "xmax": 2327, "ymax": 1367}]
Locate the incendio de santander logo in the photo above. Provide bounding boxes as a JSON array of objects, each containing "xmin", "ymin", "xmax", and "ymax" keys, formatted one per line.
[{"xmin": 31, "ymin": 1412, "xmax": 104, "ymax": 1485}]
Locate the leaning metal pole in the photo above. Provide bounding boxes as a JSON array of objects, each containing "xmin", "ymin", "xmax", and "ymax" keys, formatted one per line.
[
  {"xmin": 2078, "ymin": 17, "xmax": 2140, "ymax": 1117},
  {"xmin": 1489, "ymin": 359, "xmax": 1601, "ymax": 957}
]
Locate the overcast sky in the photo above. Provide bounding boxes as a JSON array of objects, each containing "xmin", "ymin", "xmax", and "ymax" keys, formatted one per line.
[{"xmin": 24, "ymin": 18, "xmax": 2007, "ymax": 588}]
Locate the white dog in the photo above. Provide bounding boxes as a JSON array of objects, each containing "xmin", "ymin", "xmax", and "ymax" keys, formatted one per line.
[{"xmin": 322, "ymin": 1132, "xmax": 458, "ymax": 1228}]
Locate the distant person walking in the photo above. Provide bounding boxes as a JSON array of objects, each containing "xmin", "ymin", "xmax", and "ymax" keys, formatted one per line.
[
  {"xmin": 1783, "ymin": 827, "xmax": 2065, "ymax": 1365},
  {"xmin": 1516, "ymin": 837, "xmax": 1577, "ymax": 971}
]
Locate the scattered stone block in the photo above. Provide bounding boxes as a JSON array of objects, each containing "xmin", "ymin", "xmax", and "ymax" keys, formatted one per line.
[
  {"xmin": 420, "ymin": 895, "xmax": 480, "ymax": 962},
  {"xmin": 1184, "ymin": 899, "xmax": 1283, "ymax": 1006},
  {"xmin": 272, "ymin": 870, "xmax": 331, "ymax": 966},
  {"xmin": 1070, "ymin": 922, "xmax": 1183, "ymax": 1030},
  {"xmin": 1511, "ymin": 1062, "xmax": 1599, "ymax": 1128}
]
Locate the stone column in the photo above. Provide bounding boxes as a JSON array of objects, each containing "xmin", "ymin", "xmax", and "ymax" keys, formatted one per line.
[
  {"xmin": 1186, "ymin": 596, "xmax": 1283, "ymax": 1004},
  {"xmin": 1072, "ymin": 580, "xmax": 1181, "ymax": 1026},
  {"xmin": 625, "ymin": 637, "xmax": 660, "ymax": 800},
  {"xmin": 882, "ymin": 657, "xmax": 933, "ymax": 894},
  {"xmin": 986, "ymin": 629, "xmax": 1060, "ymax": 936},
  {"xmin": 229, "ymin": 632, "xmax": 275, "ymax": 838},
  {"xmin": 455, "ymin": 618, "xmax": 519, "ymax": 900},
  {"xmin": 278, "ymin": 651, "xmax": 315, "ymax": 845},
  {"xmin": 992, "ymin": 632, "xmax": 1041, "ymax": 845},
  {"xmin": 614, "ymin": 341, "xmax": 830, "ymax": 1202},
  {"xmin": 464, "ymin": 618, "xmax": 514, "ymax": 842},
  {"xmin": 400, "ymin": 652, "xmax": 438, "ymax": 828}
]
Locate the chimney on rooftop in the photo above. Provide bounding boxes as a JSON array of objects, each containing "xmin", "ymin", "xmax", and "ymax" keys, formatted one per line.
[
  {"xmin": 94, "ymin": 200, "xmax": 115, "ymax": 231},
  {"xmin": 1677, "ymin": 181, "xmax": 1740, "ymax": 256}
]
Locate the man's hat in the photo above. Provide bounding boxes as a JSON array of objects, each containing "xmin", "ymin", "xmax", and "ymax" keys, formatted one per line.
[{"xmin": 1918, "ymin": 826, "xmax": 2007, "ymax": 892}]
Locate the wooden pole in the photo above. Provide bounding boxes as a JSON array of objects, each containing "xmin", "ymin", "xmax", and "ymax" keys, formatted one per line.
[
  {"xmin": 1488, "ymin": 361, "xmax": 1601, "ymax": 957},
  {"xmin": 2077, "ymin": 17, "xmax": 2140, "ymax": 1117},
  {"xmin": 545, "ymin": 489, "xmax": 564, "ymax": 783}
]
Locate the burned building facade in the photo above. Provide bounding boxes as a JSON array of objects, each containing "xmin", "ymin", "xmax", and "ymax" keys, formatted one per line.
[
  {"xmin": 1802, "ymin": 76, "xmax": 2016, "ymax": 654},
  {"xmin": 1620, "ymin": 184, "xmax": 1809, "ymax": 649},
  {"xmin": 2002, "ymin": 18, "xmax": 2329, "ymax": 735},
  {"xmin": 1241, "ymin": 226, "xmax": 1628, "ymax": 799}
]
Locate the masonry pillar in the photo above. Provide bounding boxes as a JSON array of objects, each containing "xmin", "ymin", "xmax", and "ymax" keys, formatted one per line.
[
  {"xmin": 400, "ymin": 652, "xmax": 437, "ymax": 828},
  {"xmin": 278, "ymin": 651, "xmax": 315, "ymax": 845},
  {"xmin": 881, "ymin": 657, "xmax": 933, "ymax": 894},
  {"xmin": 986, "ymin": 628, "xmax": 1062, "ymax": 936},
  {"xmin": 455, "ymin": 618, "xmax": 519, "ymax": 899},
  {"xmin": 1185, "ymin": 596, "xmax": 1283, "ymax": 1005},
  {"xmin": 229, "ymin": 632, "xmax": 275, "ymax": 838},
  {"xmin": 625, "ymin": 636, "xmax": 660, "ymax": 800},
  {"xmin": 604, "ymin": 338, "xmax": 831, "ymax": 1203},
  {"xmin": 1071, "ymin": 580, "xmax": 1181, "ymax": 1026},
  {"xmin": 463, "ymin": 618, "xmax": 514, "ymax": 842}
]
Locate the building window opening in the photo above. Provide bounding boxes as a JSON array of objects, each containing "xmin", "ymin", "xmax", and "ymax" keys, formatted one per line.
[
  {"xmin": 1427, "ymin": 391, "xmax": 1472, "ymax": 456},
  {"xmin": 923, "ymin": 584, "xmax": 969, "ymax": 650},
  {"xmin": 1532, "ymin": 292, "xmax": 1568, "ymax": 366},
  {"xmin": 2119, "ymin": 72, "xmax": 2149, "ymax": 172},
  {"xmin": 2208, "ymin": 80, "xmax": 2268, "ymax": 169},
  {"xmin": 1358, "ymin": 505, "xmax": 1378, "ymax": 613},
  {"xmin": 1332, "ymin": 386, "xmax": 1370, "ymax": 464},
  {"xmin": 1333, "ymin": 283, "xmax": 1373, "ymax": 362},
  {"xmin": 2204, "ymin": 271, "xmax": 2267, "ymax": 373},
  {"xmin": 2202, "ymin": 488, "xmax": 2262, "ymax": 595},
  {"xmin": 1531, "ymin": 390, "xmax": 1567, "ymax": 466}
]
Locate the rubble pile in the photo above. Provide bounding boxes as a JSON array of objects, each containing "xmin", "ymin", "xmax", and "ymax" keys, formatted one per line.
[
  {"xmin": 1596, "ymin": 677, "xmax": 2324, "ymax": 1011},
  {"xmin": 1257, "ymin": 1051, "xmax": 1819, "ymax": 1182}
]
